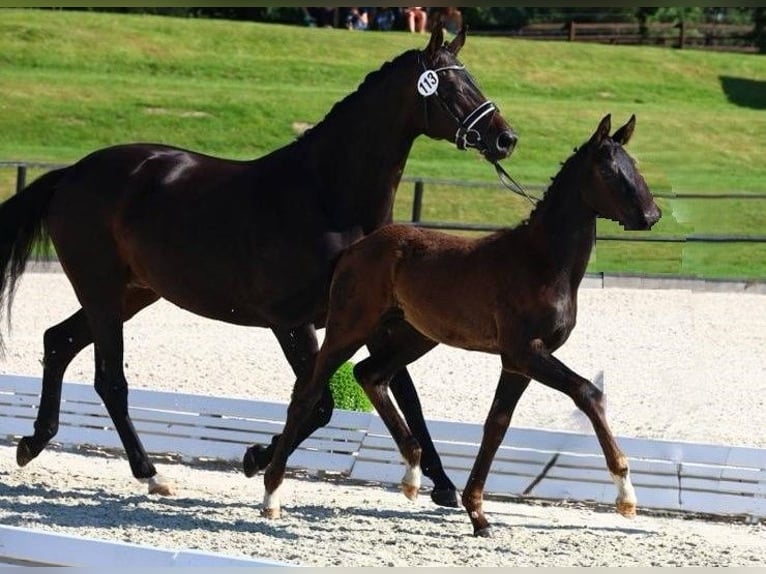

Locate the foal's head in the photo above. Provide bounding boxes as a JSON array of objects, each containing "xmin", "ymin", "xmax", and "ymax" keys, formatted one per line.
[
  {"xmin": 417, "ymin": 23, "xmax": 517, "ymax": 162},
  {"xmin": 580, "ymin": 114, "xmax": 661, "ymax": 230}
]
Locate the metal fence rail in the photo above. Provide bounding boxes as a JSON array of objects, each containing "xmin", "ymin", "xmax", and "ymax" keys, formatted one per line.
[{"xmin": 4, "ymin": 161, "xmax": 766, "ymax": 245}]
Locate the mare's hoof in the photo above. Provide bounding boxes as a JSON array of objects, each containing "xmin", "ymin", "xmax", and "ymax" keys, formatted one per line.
[
  {"xmin": 145, "ymin": 475, "xmax": 176, "ymax": 496},
  {"xmin": 148, "ymin": 482, "xmax": 176, "ymax": 496},
  {"xmin": 401, "ymin": 482, "xmax": 419, "ymax": 501},
  {"xmin": 431, "ymin": 487, "xmax": 460, "ymax": 508},
  {"xmin": 474, "ymin": 526, "xmax": 494, "ymax": 538},
  {"xmin": 243, "ymin": 445, "xmax": 267, "ymax": 478},
  {"xmin": 616, "ymin": 501, "xmax": 637, "ymax": 518},
  {"xmin": 261, "ymin": 507, "xmax": 281, "ymax": 519},
  {"xmin": 16, "ymin": 438, "xmax": 35, "ymax": 467}
]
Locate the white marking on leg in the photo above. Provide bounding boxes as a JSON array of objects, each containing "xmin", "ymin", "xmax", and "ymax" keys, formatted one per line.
[
  {"xmin": 262, "ymin": 486, "xmax": 282, "ymax": 518},
  {"xmin": 400, "ymin": 462, "xmax": 421, "ymax": 500},
  {"xmin": 611, "ymin": 471, "xmax": 637, "ymax": 517}
]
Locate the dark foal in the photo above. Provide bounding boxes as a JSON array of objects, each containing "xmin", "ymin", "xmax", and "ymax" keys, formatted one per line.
[
  {"xmin": 264, "ymin": 114, "xmax": 661, "ymax": 535},
  {"xmin": 0, "ymin": 23, "xmax": 516, "ymax": 504}
]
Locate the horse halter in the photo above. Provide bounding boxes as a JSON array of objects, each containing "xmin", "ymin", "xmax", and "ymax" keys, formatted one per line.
[
  {"xmin": 417, "ymin": 57, "xmax": 498, "ymax": 154},
  {"xmin": 418, "ymin": 56, "xmax": 536, "ymax": 205}
]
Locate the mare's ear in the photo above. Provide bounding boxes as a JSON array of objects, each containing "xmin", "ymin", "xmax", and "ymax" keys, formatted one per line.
[
  {"xmin": 446, "ymin": 26, "xmax": 467, "ymax": 55},
  {"xmin": 426, "ymin": 21, "xmax": 445, "ymax": 57},
  {"xmin": 589, "ymin": 114, "xmax": 612, "ymax": 145},
  {"xmin": 612, "ymin": 114, "xmax": 636, "ymax": 146}
]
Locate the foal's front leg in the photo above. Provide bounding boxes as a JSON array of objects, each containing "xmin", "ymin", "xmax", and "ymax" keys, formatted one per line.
[
  {"xmin": 519, "ymin": 340, "xmax": 637, "ymax": 518},
  {"xmin": 462, "ymin": 372, "xmax": 530, "ymax": 536}
]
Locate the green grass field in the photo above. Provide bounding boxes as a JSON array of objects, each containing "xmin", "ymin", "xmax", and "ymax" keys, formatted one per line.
[{"xmin": 2, "ymin": 9, "xmax": 765, "ymax": 279}]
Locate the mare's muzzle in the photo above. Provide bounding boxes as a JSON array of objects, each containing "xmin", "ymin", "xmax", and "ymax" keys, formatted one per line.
[{"xmin": 455, "ymin": 101, "xmax": 517, "ymax": 160}]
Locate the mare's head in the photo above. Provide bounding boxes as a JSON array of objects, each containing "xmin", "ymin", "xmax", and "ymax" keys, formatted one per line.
[
  {"xmin": 417, "ymin": 23, "xmax": 517, "ymax": 163},
  {"xmin": 579, "ymin": 114, "xmax": 661, "ymax": 230}
]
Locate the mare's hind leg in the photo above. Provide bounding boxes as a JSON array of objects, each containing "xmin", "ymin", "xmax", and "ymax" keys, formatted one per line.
[
  {"xmin": 370, "ymin": 321, "xmax": 459, "ymax": 507},
  {"xmin": 87, "ymin": 298, "xmax": 175, "ymax": 495},
  {"xmin": 515, "ymin": 340, "xmax": 637, "ymax": 518},
  {"xmin": 242, "ymin": 324, "xmax": 331, "ymax": 478},
  {"xmin": 16, "ymin": 309, "xmax": 92, "ymax": 467},
  {"xmin": 16, "ymin": 288, "xmax": 160, "ymax": 469}
]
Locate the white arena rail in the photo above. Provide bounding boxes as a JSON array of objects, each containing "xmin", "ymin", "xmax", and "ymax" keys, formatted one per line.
[
  {"xmin": 0, "ymin": 525, "xmax": 288, "ymax": 567},
  {"xmin": 1, "ymin": 374, "xmax": 764, "ymax": 522}
]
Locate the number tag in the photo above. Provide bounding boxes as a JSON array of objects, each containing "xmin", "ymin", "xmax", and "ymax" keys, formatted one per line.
[{"xmin": 417, "ymin": 70, "xmax": 439, "ymax": 96}]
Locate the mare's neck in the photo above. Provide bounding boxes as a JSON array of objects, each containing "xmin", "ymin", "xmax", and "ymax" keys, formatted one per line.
[
  {"xmin": 526, "ymin": 156, "xmax": 597, "ymax": 290},
  {"xmin": 300, "ymin": 51, "xmax": 421, "ymax": 233}
]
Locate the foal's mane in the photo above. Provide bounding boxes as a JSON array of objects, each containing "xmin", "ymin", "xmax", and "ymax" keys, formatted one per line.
[
  {"xmin": 515, "ymin": 144, "xmax": 590, "ymax": 229},
  {"xmin": 299, "ymin": 49, "xmax": 420, "ymax": 141}
]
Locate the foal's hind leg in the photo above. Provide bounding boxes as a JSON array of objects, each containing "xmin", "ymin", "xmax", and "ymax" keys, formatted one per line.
[
  {"xmin": 242, "ymin": 324, "xmax": 333, "ymax": 478},
  {"xmin": 515, "ymin": 341, "xmax": 637, "ymax": 518},
  {"xmin": 262, "ymin": 337, "xmax": 363, "ymax": 518},
  {"xmin": 354, "ymin": 326, "xmax": 438, "ymax": 501},
  {"xmin": 367, "ymin": 322, "xmax": 458, "ymax": 506}
]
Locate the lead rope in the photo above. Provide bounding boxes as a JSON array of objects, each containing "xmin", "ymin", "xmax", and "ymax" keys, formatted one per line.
[{"xmin": 494, "ymin": 161, "xmax": 538, "ymax": 206}]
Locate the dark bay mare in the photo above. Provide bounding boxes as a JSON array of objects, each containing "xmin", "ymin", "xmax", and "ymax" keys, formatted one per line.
[
  {"xmin": 263, "ymin": 115, "xmax": 661, "ymax": 535},
  {"xmin": 0, "ymin": 24, "xmax": 516, "ymax": 504}
]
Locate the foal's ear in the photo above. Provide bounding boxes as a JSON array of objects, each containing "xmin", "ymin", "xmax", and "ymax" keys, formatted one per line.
[
  {"xmin": 612, "ymin": 114, "xmax": 636, "ymax": 146},
  {"xmin": 426, "ymin": 21, "xmax": 445, "ymax": 56},
  {"xmin": 446, "ymin": 26, "xmax": 467, "ymax": 55},
  {"xmin": 590, "ymin": 114, "xmax": 612, "ymax": 144}
]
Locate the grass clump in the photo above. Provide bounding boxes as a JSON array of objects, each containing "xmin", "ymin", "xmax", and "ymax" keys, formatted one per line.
[{"xmin": 328, "ymin": 362, "xmax": 372, "ymax": 413}]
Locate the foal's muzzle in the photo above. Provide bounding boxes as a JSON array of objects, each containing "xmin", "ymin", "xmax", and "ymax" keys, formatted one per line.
[{"xmin": 624, "ymin": 202, "xmax": 662, "ymax": 231}]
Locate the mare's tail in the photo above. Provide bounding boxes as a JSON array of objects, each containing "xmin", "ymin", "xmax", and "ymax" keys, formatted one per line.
[{"xmin": 0, "ymin": 167, "xmax": 68, "ymax": 353}]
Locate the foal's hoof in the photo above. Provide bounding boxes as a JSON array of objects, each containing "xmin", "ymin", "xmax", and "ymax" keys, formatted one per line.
[
  {"xmin": 474, "ymin": 526, "xmax": 494, "ymax": 538},
  {"xmin": 243, "ymin": 445, "xmax": 267, "ymax": 478},
  {"xmin": 616, "ymin": 501, "xmax": 637, "ymax": 518},
  {"xmin": 431, "ymin": 487, "xmax": 460, "ymax": 508},
  {"xmin": 261, "ymin": 507, "xmax": 281, "ymax": 519},
  {"xmin": 401, "ymin": 482, "xmax": 420, "ymax": 501},
  {"xmin": 16, "ymin": 438, "xmax": 35, "ymax": 467}
]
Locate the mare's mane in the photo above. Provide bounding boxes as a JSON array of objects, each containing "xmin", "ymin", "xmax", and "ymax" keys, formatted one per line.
[{"xmin": 298, "ymin": 49, "xmax": 419, "ymax": 141}]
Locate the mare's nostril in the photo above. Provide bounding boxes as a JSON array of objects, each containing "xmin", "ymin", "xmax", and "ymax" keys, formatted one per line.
[{"xmin": 496, "ymin": 131, "xmax": 517, "ymax": 155}]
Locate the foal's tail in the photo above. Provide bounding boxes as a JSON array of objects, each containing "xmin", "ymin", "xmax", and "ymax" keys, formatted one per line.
[{"xmin": 0, "ymin": 167, "xmax": 68, "ymax": 353}]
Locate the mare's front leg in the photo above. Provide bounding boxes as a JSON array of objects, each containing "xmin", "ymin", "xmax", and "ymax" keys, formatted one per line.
[
  {"xmin": 462, "ymin": 372, "xmax": 530, "ymax": 536},
  {"xmin": 369, "ymin": 321, "xmax": 459, "ymax": 507},
  {"xmin": 242, "ymin": 324, "xmax": 333, "ymax": 478},
  {"xmin": 517, "ymin": 340, "xmax": 637, "ymax": 517}
]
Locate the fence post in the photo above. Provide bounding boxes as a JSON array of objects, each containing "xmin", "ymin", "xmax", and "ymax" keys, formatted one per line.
[
  {"xmin": 15, "ymin": 164, "xmax": 27, "ymax": 194},
  {"xmin": 567, "ymin": 20, "xmax": 576, "ymax": 42},
  {"xmin": 676, "ymin": 20, "xmax": 686, "ymax": 49},
  {"xmin": 411, "ymin": 180, "xmax": 423, "ymax": 223}
]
